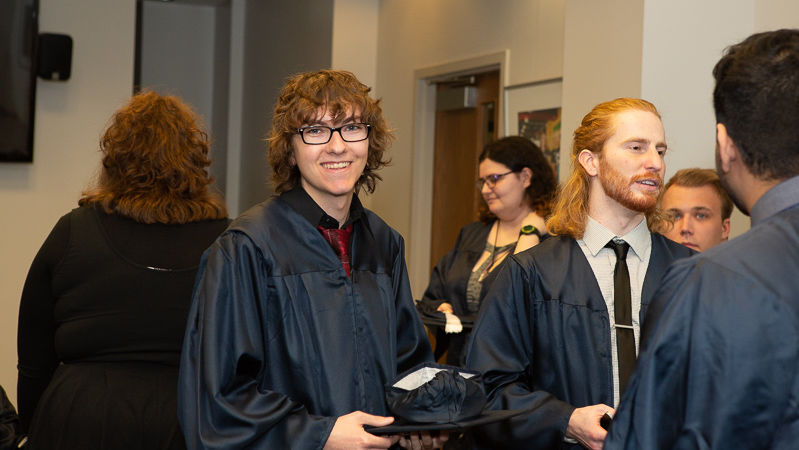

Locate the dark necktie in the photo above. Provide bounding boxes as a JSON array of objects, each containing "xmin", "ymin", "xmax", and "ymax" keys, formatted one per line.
[
  {"xmin": 606, "ymin": 239, "xmax": 636, "ymax": 395},
  {"xmin": 317, "ymin": 224, "xmax": 354, "ymax": 277}
]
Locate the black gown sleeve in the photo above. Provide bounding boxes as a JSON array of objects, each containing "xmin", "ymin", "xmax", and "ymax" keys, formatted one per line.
[
  {"xmin": 177, "ymin": 232, "xmax": 335, "ymax": 450},
  {"xmin": 418, "ymin": 227, "xmax": 469, "ymax": 311},
  {"xmin": 606, "ymin": 258, "xmax": 799, "ymax": 449},
  {"xmin": 392, "ymin": 235, "xmax": 435, "ymax": 373},
  {"xmin": 0, "ymin": 385, "xmax": 20, "ymax": 450},
  {"xmin": 466, "ymin": 260, "xmax": 576, "ymax": 449},
  {"xmin": 17, "ymin": 213, "xmax": 70, "ymax": 433}
]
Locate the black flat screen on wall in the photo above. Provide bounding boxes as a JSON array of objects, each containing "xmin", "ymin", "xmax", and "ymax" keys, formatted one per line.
[{"xmin": 0, "ymin": 0, "xmax": 38, "ymax": 162}]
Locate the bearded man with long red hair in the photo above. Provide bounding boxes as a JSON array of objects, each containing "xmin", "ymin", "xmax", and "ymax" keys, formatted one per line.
[{"xmin": 466, "ymin": 98, "xmax": 694, "ymax": 450}]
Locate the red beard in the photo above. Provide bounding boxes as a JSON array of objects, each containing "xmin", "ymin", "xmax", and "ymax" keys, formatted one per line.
[{"xmin": 599, "ymin": 157, "xmax": 662, "ymax": 213}]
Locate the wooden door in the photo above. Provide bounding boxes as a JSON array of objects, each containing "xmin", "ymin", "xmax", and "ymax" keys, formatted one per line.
[{"xmin": 429, "ymin": 71, "xmax": 499, "ymax": 272}]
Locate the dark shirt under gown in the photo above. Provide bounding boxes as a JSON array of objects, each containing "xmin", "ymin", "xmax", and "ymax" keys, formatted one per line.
[
  {"xmin": 17, "ymin": 205, "xmax": 229, "ymax": 450},
  {"xmin": 178, "ymin": 187, "xmax": 433, "ymax": 449}
]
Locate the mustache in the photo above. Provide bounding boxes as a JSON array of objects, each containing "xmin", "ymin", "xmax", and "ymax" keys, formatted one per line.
[{"xmin": 630, "ymin": 172, "xmax": 663, "ymax": 187}]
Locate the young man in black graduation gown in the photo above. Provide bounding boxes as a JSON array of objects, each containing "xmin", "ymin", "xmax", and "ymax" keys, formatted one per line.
[
  {"xmin": 178, "ymin": 70, "xmax": 440, "ymax": 449},
  {"xmin": 606, "ymin": 29, "xmax": 799, "ymax": 450},
  {"xmin": 466, "ymin": 98, "xmax": 694, "ymax": 449}
]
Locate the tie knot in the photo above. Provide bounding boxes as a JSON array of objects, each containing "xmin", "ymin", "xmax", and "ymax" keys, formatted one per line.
[
  {"xmin": 606, "ymin": 239, "xmax": 630, "ymax": 260},
  {"xmin": 318, "ymin": 226, "xmax": 352, "ymax": 254},
  {"xmin": 317, "ymin": 224, "xmax": 354, "ymax": 277}
]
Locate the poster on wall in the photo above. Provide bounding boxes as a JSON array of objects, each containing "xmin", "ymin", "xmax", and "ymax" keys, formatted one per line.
[
  {"xmin": 518, "ymin": 107, "xmax": 561, "ymax": 177},
  {"xmin": 504, "ymin": 78, "xmax": 562, "ymax": 179}
]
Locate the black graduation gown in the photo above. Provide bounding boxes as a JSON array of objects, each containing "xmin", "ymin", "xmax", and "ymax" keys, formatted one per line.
[
  {"xmin": 0, "ymin": 386, "xmax": 19, "ymax": 450},
  {"xmin": 465, "ymin": 233, "xmax": 694, "ymax": 449},
  {"xmin": 178, "ymin": 197, "xmax": 433, "ymax": 449},
  {"xmin": 606, "ymin": 203, "xmax": 799, "ymax": 449},
  {"xmin": 420, "ymin": 221, "xmax": 492, "ymax": 316},
  {"xmin": 418, "ymin": 221, "xmax": 491, "ymax": 365}
]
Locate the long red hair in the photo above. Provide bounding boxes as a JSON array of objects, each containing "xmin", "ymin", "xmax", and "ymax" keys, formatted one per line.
[{"xmin": 546, "ymin": 98, "xmax": 665, "ymax": 238}]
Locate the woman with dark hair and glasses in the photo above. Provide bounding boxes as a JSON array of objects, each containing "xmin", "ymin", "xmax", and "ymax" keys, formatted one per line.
[
  {"xmin": 419, "ymin": 136, "xmax": 558, "ymax": 366},
  {"xmin": 17, "ymin": 91, "xmax": 229, "ymax": 449}
]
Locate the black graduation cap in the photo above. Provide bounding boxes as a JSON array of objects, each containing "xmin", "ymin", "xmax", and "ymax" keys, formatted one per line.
[{"xmin": 366, "ymin": 363, "xmax": 522, "ymax": 435}]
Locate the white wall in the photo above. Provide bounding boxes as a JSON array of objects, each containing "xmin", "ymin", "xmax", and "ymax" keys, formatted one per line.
[
  {"xmin": 373, "ymin": 0, "xmax": 566, "ymax": 296},
  {"xmin": 756, "ymin": 0, "xmax": 799, "ymax": 30},
  {"xmin": 332, "ymin": 0, "xmax": 380, "ymax": 208},
  {"xmin": 235, "ymin": 0, "xmax": 334, "ymax": 212},
  {"xmin": 376, "ymin": 0, "xmax": 799, "ymax": 297},
  {"xmin": 141, "ymin": 2, "xmax": 216, "ymax": 131},
  {"xmin": 639, "ymin": 0, "xmax": 799, "ymax": 238},
  {"xmin": 561, "ymin": 0, "xmax": 644, "ymax": 181},
  {"xmin": 640, "ymin": 0, "xmax": 754, "ymax": 238},
  {"xmin": 560, "ymin": 0, "xmax": 797, "ymax": 240},
  {"xmin": 140, "ymin": 0, "xmax": 230, "ymax": 200},
  {"xmin": 0, "ymin": 0, "xmax": 135, "ymax": 402},
  {"xmin": 332, "ymin": 0, "xmax": 378, "ymax": 90}
]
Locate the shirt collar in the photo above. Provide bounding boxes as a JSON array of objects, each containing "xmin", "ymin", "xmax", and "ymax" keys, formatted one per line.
[
  {"xmin": 750, "ymin": 174, "xmax": 799, "ymax": 226},
  {"xmin": 279, "ymin": 185, "xmax": 364, "ymax": 229},
  {"xmin": 582, "ymin": 215, "xmax": 651, "ymax": 260}
]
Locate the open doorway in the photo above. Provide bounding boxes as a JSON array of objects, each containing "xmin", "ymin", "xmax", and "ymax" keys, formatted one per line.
[
  {"xmin": 408, "ymin": 51, "xmax": 508, "ymax": 299},
  {"xmin": 429, "ymin": 71, "xmax": 499, "ymax": 272}
]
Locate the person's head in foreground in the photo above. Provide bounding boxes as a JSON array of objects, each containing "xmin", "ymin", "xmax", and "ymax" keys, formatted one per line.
[{"xmin": 714, "ymin": 28, "xmax": 799, "ymax": 213}]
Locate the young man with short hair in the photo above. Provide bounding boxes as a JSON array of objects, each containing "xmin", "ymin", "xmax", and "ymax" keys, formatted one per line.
[{"xmin": 661, "ymin": 167, "xmax": 732, "ymax": 251}]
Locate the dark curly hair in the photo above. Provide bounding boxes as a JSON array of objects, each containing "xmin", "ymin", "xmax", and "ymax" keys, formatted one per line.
[
  {"xmin": 267, "ymin": 70, "xmax": 393, "ymax": 194},
  {"xmin": 478, "ymin": 136, "xmax": 558, "ymax": 223},
  {"xmin": 79, "ymin": 91, "xmax": 227, "ymax": 224},
  {"xmin": 713, "ymin": 29, "xmax": 799, "ymax": 180}
]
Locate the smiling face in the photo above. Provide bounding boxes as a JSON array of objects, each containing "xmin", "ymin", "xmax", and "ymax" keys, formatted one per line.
[
  {"xmin": 292, "ymin": 107, "xmax": 368, "ymax": 211},
  {"xmin": 662, "ymin": 184, "xmax": 731, "ymax": 251},
  {"xmin": 478, "ymin": 158, "xmax": 531, "ymax": 221},
  {"xmin": 596, "ymin": 109, "xmax": 666, "ymax": 214}
]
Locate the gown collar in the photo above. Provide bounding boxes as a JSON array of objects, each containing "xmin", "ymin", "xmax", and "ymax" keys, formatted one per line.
[{"xmin": 280, "ymin": 186, "xmax": 364, "ymax": 229}]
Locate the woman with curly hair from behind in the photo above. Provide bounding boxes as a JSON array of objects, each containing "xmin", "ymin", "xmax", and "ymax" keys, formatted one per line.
[{"xmin": 17, "ymin": 91, "xmax": 229, "ymax": 450}]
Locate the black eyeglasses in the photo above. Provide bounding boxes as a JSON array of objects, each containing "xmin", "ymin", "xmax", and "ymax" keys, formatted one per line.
[
  {"xmin": 476, "ymin": 171, "xmax": 516, "ymax": 190},
  {"xmin": 296, "ymin": 123, "xmax": 371, "ymax": 145}
]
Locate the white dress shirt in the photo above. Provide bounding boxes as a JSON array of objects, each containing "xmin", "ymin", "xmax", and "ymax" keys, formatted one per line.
[{"xmin": 577, "ymin": 216, "xmax": 652, "ymax": 406}]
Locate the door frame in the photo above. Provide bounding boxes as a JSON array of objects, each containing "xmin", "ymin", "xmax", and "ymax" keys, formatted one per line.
[{"xmin": 408, "ymin": 51, "xmax": 508, "ymax": 298}]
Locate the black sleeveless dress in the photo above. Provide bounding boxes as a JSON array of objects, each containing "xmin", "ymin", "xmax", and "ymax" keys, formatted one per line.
[{"xmin": 17, "ymin": 206, "xmax": 228, "ymax": 450}]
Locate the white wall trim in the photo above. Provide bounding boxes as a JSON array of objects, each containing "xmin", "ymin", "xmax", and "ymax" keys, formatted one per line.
[{"xmin": 408, "ymin": 50, "xmax": 508, "ymax": 298}]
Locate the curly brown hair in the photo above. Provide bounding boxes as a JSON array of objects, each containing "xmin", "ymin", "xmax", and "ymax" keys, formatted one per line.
[
  {"xmin": 267, "ymin": 70, "xmax": 393, "ymax": 194},
  {"xmin": 79, "ymin": 91, "xmax": 227, "ymax": 224},
  {"xmin": 477, "ymin": 136, "xmax": 558, "ymax": 223}
]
